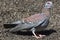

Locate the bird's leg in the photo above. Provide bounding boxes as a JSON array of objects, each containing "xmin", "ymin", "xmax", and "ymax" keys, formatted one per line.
[
  {"xmin": 31, "ymin": 28, "xmax": 40, "ymax": 39},
  {"xmin": 31, "ymin": 28, "xmax": 46, "ymax": 39},
  {"xmin": 32, "ymin": 30, "xmax": 40, "ymax": 39}
]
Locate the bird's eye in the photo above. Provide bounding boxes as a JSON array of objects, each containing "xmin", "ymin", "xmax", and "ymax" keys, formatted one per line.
[{"xmin": 47, "ymin": 3, "xmax": 50, "ymax": 4}]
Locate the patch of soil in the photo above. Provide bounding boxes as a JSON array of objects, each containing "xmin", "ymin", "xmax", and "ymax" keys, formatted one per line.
[{"xmin": 0, "ymin": 0, "xmax": 60, "ymax": 40}]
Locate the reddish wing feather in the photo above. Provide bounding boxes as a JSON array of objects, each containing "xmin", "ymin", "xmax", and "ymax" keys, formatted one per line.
[{"xmin": 23, "ymin": 13, "xmax": 46, "ymax": 22}]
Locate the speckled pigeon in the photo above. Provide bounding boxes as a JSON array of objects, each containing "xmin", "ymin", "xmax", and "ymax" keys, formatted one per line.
[{"xmin": 4, "ymin": 1, "xmax": 53, "ymax": 39}]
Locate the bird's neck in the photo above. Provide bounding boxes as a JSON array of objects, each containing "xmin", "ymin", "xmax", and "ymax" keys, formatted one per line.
[{"xmin": 42, "ymin": 8, "xmax": 50, "ymax": 17}]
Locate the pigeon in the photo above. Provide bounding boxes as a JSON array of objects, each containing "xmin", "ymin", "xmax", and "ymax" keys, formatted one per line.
[{"xmin": 4, "ymin": 1, "xmax": 53, "ymax": 39}]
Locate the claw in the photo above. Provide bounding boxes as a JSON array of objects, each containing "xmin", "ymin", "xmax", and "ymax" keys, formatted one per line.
[
  {"xmin": 32, "ymin": 35, "xmax": 41, "ymax": 39},
  {"xmin": 32, "ymin": 34, "xmax": 46, "ymax": 39},
  {"xmin": 39, "ymin": 34, "xmax": 46, "ymax": 38}
]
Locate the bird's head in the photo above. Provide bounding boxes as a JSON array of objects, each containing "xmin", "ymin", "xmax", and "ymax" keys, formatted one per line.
[{"xmin": 44, "ymin": 1, "xmax": 53, "ymax": 9}]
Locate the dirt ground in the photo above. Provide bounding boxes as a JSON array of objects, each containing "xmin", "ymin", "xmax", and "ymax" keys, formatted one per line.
[{"xmin": 0, "ymin": 0, "xmax": 60, "ymax": 40}]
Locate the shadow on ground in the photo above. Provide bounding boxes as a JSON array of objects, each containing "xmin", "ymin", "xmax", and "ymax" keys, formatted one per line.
[
  {"xmin": 4, "ymin": 24, "xmax": 56, "ymax": 36},
  {"xmin": 10, "ymin": 29, "xmax": 56, "ymax": 36}
]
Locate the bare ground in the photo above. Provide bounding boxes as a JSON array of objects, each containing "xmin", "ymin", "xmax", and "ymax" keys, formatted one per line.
[{"xmin": 0, "ymin": 0, "xmax": 60, "ymax": 40}]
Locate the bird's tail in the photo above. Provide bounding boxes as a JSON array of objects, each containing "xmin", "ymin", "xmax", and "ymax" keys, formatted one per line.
[
  {"xmin": 4, "ymin": 21, "xmax": 23, "ymax": 28},
  {"xmin": 4, "ymin": 24, "xmax": 18, "ymax": 28}
]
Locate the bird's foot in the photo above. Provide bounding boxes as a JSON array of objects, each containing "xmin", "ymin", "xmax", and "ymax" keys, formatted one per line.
[
  {"xmin": 32, "ymin": 34, "xmax": 46, "ymax": 39},
  {"xmin": 39, "ymin": 34, "xmax": 46, "ymax": 38}
]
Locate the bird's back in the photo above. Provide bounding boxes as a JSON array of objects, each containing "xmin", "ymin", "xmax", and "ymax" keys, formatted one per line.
[{"xmin": 23, "ymin": 13, "xmax": 48, "ymax": 23}]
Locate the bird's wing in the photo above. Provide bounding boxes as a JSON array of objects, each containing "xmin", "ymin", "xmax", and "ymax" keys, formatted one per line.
[
  {"xmin": 9, "ymin": 22, "xmax": 35, "ymax": 32},
  {"xmin": 23, "ymin": 13, "xmax": 48, "ymax": 27},
  {"xmin": 11, "ymin": 21, "xmax": 23, "ymax": 24},
  {"xmin": 9, "ymin": 13, "xmax": 48, "ymax": 32}
]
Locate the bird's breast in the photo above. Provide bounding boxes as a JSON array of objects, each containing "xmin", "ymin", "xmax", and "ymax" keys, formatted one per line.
[{"xmin": 35, "ymin": 19, "xmax": 49, "ymax": 31}]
